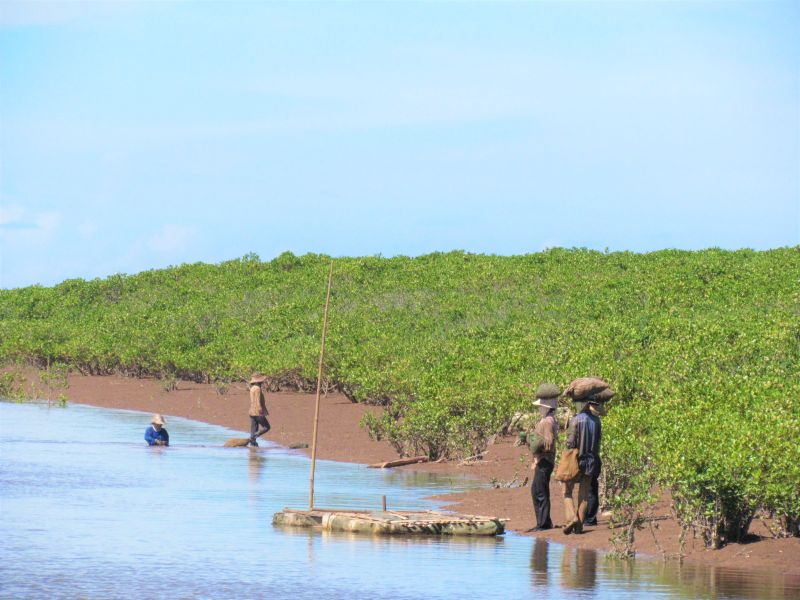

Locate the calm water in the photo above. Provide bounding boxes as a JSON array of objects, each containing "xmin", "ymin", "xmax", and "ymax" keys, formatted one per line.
[{"xmin": 1, "ymin": 401, "xmax": 797, "ymax": 600}]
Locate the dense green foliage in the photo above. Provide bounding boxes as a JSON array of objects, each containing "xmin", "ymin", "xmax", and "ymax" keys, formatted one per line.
[{"xmin": 1, "ymin": 248, "xmax": 798, "ymax": 546}]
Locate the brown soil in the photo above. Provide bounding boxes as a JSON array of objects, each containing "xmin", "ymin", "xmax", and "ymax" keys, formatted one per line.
[{"xmin": 18, "ymin": 371, "xmax": 800, "ymax": 577}]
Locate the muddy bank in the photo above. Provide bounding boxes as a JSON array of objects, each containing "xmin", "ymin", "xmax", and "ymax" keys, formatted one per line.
[{"xmin": 16, "ymin": 370, "xmax": 800, "ymax": 577}]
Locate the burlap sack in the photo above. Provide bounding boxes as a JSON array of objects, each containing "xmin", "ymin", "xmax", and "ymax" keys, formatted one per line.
[
  {"xmin": 564, "ymin": 377, "xmax": 609, "ymax": 400},
  {"xmin": 554, "ymin": 448, "xmax": 581, "ymax": 482}
]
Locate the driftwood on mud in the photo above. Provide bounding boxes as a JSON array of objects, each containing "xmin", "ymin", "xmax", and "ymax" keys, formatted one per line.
[
  {"xmin": 459, "ymin": 453, "xmax": 485, "ymax": 465},
  {"xmin": 368, "ymin": 456, "xmax": 429, "ymax": 469}
]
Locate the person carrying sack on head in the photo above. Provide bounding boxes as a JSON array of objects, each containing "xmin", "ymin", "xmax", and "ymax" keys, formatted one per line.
[
  {"xmin": 584, "ymin": 400, "xmax": 608, "ymax": 526},
  {"xmin": 248, "ymin": 373, "xmax": 271, "ymax": 447},
  {"xmin": 528, "ymin": 383, "xmax": 560, "ymax": 531},
  {"xmin": 562, "ymin": 396, "xmax": 602, "ymax": 535},
  {"xmin": 145, "ymin": 414, "xmax": 169, "ymax": 446}
]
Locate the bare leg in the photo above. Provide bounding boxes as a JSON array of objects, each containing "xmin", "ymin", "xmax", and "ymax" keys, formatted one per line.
[{"xmin": 563, "ymin": 480, "xmax": 577, "ymax": 531}]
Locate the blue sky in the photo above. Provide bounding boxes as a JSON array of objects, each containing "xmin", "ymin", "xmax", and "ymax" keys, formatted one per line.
[{"xmin": 1, "ymin": 1, "xmax": 798, "ymax": 289}]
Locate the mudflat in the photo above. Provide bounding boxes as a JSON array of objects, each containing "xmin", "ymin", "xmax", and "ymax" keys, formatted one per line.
[{"xmin": 36, "ymin": 372, "xmax": 800, "ymax": 577}]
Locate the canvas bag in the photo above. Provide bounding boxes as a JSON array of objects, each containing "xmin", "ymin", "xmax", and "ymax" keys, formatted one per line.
[{"xmin": 553, "ymin": 448, "xmax": 581, "ymax": 482}]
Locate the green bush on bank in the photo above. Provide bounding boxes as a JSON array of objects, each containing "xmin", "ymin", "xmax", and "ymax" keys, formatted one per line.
[{"xmin": 1, "ymin": 248, "xmax": 798, "ymax": 545}]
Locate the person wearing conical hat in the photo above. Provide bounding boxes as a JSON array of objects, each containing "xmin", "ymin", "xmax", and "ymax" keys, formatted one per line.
[
  {"xmin": 248, "ymin": 373, "xmax": 270, "ymax": 447},
  {"xmin": 562, "ymin": 394, "xmax": 602, "ymax": 535},
  {"xmin": 528, "ymin": 383, "xmax": 560, "ymax": 531},
  {"xmin": 144, "ymin": 414, "xmax": 169, "ymax": 446}
]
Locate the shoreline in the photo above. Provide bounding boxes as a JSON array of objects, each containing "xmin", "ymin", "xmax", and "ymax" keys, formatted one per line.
[{"xmin": 18, "ymin": 370, "xmax": 800, "ymax": 577}]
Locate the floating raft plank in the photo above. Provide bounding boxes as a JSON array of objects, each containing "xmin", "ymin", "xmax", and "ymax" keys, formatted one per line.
[{"xmin": 272, "ymin": 508, "xmax": 506, "ymax": 536}]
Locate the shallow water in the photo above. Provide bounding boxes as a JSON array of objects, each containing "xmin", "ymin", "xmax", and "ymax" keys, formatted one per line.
[{"xmin": 1, "ymin": 401, "xmax": 796, "ymax": 600}]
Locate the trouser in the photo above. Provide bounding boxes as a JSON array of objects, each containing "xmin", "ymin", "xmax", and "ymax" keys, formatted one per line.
[
  {"xmin": 563, "ymin": 474, "xmax": 592, "ymax": 526},
  {"xmin": 250, "ymin": 416, "xmax": 271, "ymax": 441},
  {"xmin": 531, "ymin": 459, "xmax": 554, "ymax": 527},
  {"xmin": 585, "ymin": 469, "xmax": 600, "ymax": 524}
]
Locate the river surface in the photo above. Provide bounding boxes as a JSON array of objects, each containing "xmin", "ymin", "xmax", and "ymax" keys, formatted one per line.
[{"xmin": 1, "ymin": 401, "xmax": 796, "ymax": 600}]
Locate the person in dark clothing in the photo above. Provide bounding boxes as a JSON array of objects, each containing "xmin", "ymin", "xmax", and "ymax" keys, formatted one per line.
[
  {"xmin": 527, "ymin": 383, "xmax": 560, "ymax": 531},
  {"xmin": 144, "ymin": 414, "xmax": 169, "ymax": 446},
  {"xmin": 584, "ymin": 463, "xmax": 601, "ymax": 526},
  {"xmin": 562, "ymin": 401, "xmax": 601, "ymax": 535},
  {"xmin": 584, "ymin": 402, "xmax": 607, "ymax": 526}
]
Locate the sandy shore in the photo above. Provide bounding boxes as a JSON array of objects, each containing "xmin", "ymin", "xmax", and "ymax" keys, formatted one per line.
[{"xmin": 22, "ymin": 371, "xmax": 800, "ymax": 576}]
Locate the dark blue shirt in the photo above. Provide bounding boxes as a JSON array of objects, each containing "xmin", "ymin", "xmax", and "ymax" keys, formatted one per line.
[
  {"xmin": 145, "ymin": 426, "xmax": 169, "ymax": 446},
  {"xmin": 566, "ymin": 411, "xmax": 601, "ymax": 477}
]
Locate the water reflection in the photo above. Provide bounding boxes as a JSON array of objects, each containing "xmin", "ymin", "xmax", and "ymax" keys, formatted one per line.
[
  {"xmin": 560, "ymin": 545, "xmax": 597, "ymax": 591},
  {"xmin": 529, "ymin": 537, "xmax": 549, "ymax": 588},
  {"xmin": 380, "ymin": 470, "xmax": 474, "ymax": 490},
  {"xmin": 645, "ymin": 560, "xmax": 800, "ymax": 600},
  {"xmin": 276, "ymin": 525, "xmax": 508, "ymax": 550},
  {"xmin": 247, "ymin": 448, "xmax": 267, "ymax": 484}
]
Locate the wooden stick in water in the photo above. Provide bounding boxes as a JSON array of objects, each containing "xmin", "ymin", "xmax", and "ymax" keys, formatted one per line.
[
  {"xmin": 367, "ymin": 456, "xmax": 429, "ymax": 469},
  {"xmin": 308, "ymin": 260, "xmax": 334, "ymax": 511}
]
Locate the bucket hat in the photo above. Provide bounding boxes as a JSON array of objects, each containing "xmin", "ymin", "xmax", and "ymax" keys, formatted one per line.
[
  {"xmin": 151, "ymin": 413, "xmax": 166, "ymax": 426},
  {"xmin": 535, "ymin": 383, "xmax": 560, "ymax": 399}
]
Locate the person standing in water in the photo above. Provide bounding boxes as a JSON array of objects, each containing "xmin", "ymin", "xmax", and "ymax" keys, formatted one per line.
[
  {"xmin": 248, "ymin": 373, "xmax": 270, "ymax": 447},
  {"xmin": 144, "ymin": 414, "xmax": 169, "ymax": 446},
  {"xmin": 527, "ymin": 383, "xmax": 560, "ymax": 531}
]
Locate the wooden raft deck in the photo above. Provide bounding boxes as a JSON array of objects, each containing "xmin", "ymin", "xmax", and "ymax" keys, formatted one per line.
[{"xmin": 272, "ymin": 508, "xmax": 507, "ymax": 536}]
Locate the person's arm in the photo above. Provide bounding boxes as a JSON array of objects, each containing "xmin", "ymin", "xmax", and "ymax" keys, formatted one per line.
[
  {"xmin": 565, "ymin": 416, "xmax": 579, "ymax": 450},
  {"xmin": 145, "ymin": 427, "xmax": 156, "ymax": 446},
  {"xmin": 259, "ymin": 390, "xmax": 267, "ymax": 416}
]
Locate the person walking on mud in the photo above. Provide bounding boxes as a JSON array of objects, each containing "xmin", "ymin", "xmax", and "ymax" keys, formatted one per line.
[
  {"xmin": 528, "ymin": 384, "xmax": 560, "ymax": 531},
  {"xmin": 562, "ymin": 397, "xmax": 601, "ymax": 535},
  {"xmin": 248, "ymin": 373, "xmax": 270, "ymax": 447}
]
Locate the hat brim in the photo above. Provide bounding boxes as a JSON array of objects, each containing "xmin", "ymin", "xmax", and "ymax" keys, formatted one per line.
[
  {"xmin": 532, "ymin": 397, "xmax": 558, "ymax": 409},
  {"xmin": 249, "ymin": 376, "xmax": 267, "ymax": 384}
]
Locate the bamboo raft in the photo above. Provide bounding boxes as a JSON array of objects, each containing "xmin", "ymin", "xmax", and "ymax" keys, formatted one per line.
[{"xmin": 273, "ymin": 508, "xmax": 507, "ymax": 536}]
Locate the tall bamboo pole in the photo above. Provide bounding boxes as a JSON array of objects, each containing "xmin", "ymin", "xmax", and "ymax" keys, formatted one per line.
[{"xmin": 308, "ymin": 260, "xmax": 334, "ymax": 510}]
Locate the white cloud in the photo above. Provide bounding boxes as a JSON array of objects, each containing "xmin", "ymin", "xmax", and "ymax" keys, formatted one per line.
[
  {"xmin": 0, "ymin": 204, "xmax": 61, "ymax": 239},
  {"xmin": 0, "ymin": 204, "xmax": 27, "ymax": 226},
  {"xmin": 146, "ymin": 224, "xmax": 197, "ymax": 254}
]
